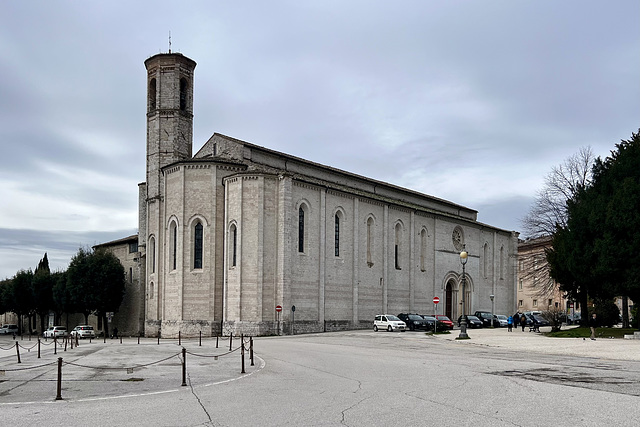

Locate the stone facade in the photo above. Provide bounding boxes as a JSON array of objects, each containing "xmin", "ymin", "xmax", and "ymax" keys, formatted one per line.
[
  {"xmin": 516, "ymin": 236, "xmax": 568, "ymax": 313},
  {"xmin": 105, "ymin": 52, "xmax": 519, "ymax": 338}
]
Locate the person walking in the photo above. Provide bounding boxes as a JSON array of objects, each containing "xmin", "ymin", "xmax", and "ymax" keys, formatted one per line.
[
  {"xmin": 507, "ymin": 315, "xmax": 513, "ymax": 332},
  {"xmin": 521, "ymin": 314, "xmax": 527, "ymax": 332},
  {"xmin": 513, "ymin": 313, "xmax": 519, "ymax": 330},
  {"xmin": 589, "ymin": 313, "xmax": 598, "ymax": 340}
]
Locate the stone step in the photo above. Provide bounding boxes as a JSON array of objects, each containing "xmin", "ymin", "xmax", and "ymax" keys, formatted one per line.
[{"xmin": 623, "ymin": 331, "xmax": 640, "ymax": 339}]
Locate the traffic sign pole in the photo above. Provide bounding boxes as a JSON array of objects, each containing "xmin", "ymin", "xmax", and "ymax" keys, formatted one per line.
[{"xmin": 433, "ymin": 297, "xmax": 440, "ymax": 333}]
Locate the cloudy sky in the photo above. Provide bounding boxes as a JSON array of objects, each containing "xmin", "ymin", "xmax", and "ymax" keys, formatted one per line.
[{"xmin": 1, "ymin": 1, "xmax": 638, "ymax": 279}]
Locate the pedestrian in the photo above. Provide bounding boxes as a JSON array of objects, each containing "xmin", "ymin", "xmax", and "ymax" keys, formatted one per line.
[
  {"xmin": 513, "ymin": 313, "xmax": 520, "ymax": 330},
  {"xmin": 507, "ymin": 315, "xmax": 513, "ymax": 332},
  {"xmin": 589, "ymin": 313, "xmax": 598, "ymax": 340},
  {"xmin": 112, "ymin": 326, "xmax": 118, "ymax": 339},
  {"xmin": 521, "ymin": 314, "xmax": 526, "ymax": 332}
]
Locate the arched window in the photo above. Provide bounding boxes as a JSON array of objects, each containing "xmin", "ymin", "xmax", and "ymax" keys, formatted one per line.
[
  {"xmin": 334, "ymin": 213, "xmax": 340, "ymax": 257},
  {"xmin": 395, "ymin": 223, "xmax": 402, "ymax": 270},
  {"xmin": 366, "ymin": 217, "xmax": 374, "ymax": 267},
  {"xmin": 298, "ymin": 206, "xmax": 305, "ymax": 253},
  {"xmin": 180, "ymin": 78, "xmax": 188, "ymax": 111},
  {"xmin": 149, "ymin": 78, "xmax": 156, "ymax": 111},
  {"xmin": 149, "ymin": 236, "xmax": 156, "ymax": 274},
  {"xmin": 420, "ymin": 229, "xmax": 427, "ymax": 272},
  {"xmin": 194, "ymin": 222, "xmax": 203, "ymax": 269},
  {"xmin": 483, "ymin": 243, "xmax": 489, "ymax": 278},
  {"xmin": 170, "ymin": 221, "xmax": 178, "ymax": 271},
  {"xmin": 229, "ymin": 224, "xmax": 237, "ymax": 267}
]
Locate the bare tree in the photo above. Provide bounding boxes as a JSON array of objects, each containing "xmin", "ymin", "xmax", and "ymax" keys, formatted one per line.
[
  {"xmin": 521, "ymin": 146, "xmax": 595, "ymax": 238},
  {"xmin": 519, "ymin": 146, "xmax": 595, "ymax": 299}
]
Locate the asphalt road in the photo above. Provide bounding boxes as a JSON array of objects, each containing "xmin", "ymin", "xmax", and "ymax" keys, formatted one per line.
[{"xmin": 2, "ymin": 330, "xmax": 640, "ymax": 426}]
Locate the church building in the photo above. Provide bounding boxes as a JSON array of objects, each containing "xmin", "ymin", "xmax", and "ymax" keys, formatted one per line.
[{"xmin": 129, "ymin": 51, "xmax": 518, "ymax": 337}]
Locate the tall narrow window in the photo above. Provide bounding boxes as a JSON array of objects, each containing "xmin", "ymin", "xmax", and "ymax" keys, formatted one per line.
[
  {"xmin": 150, "ymin": 282, "xmax": 154, "ymax": 299},
  {"xmin": 395, "ymin": 223, "xmax": 402, "ymax": 270},
  {"xmin": 229, "ymin": 224, "xmax": 237, "ymax": 267},
  {"xmin": 366, "ymin": 217, "xmax": 374, "ymax": 267},
  {"xmin": 171, "ymin": 222, "xmax": 177, "ymax": 271},
  {"xmin": 420, "ymin": 229, "xmax": 427, "ymax": 272},
  {"xmin": 194, "ymin": 222, "xmax": 203, "ymax": 269},
  {"xmin": 499, "ymin": 246, "xmax": 504, "ymax": 279},
  {"xmin": 483, "ymin": 243, "xmax": 489, "ymax": 278},
  {"xmin": 180, "ymin": 78, "xmax": 188, "ymax": 111},
  {"xmin": 150, "ymin": 236, "xmax": 156, "ymax": 273},
  {"xmin": 298, "ymin": 206, "xmax": 305, "ymax": 253},
  {"xmin": 149, "ymin": 78, "xmax": 156, "ymax": 111},
  {"xmin": 334, "ymin": 214, "xmax": 340, "ymax": 257}
]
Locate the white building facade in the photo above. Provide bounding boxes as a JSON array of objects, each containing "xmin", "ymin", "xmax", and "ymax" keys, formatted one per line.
[{"xmin": 136, "ymin": 52, "xmax": 519, "ymax": 337}]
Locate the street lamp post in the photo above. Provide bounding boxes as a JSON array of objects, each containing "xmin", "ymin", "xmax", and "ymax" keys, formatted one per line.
[
  {"xmin": 457, "ymin": 248, "xmax": 470, "ymax": 339},
  {"xmin": 490, "ymin": 294, "xmax": 495, "ymax": 328}
]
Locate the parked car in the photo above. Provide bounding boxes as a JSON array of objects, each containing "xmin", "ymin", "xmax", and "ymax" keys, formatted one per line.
[
  {"xmin": 43, "ymin": 326, "xmax": 67, "ymax": 338},
  {"xmin": 419, "ymin": 315, "xmax": 448, "ymax": 331},
  {"xmin": 374, "ymin": 314, "xmax": 406, "ymax": 332},
  {"xmin": 0, "ymin": 324, "xmax": 18, "ymax": 335},
  {"xmin": 526, "ymin": 313, "xmax": 550, "ymax": 329},
  {"xmin": 397, "ymin": 313, "xmax": 430, "ymax": 331},
  {"xmin": 457, "ymin": 315, "xmax": 483, "ymax": 328},
  {"xmin": 495, "ymin": 315, "xmax": 509, "ymax": 327},
  {"xmin": 70, "ymin": 325, "xmax": 96, "ymax": 339},
  {"xmin": 434, "ymin": 315, "xmax": 454, "ymax": 330},
  {"xmin": 474, "ymin": 311, "xmax": 495, "ymax": 327}
]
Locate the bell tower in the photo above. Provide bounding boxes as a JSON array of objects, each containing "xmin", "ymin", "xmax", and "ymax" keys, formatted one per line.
[{"xmin": 144, "ymin": 53, "xmax": 197, "ymax": 199}]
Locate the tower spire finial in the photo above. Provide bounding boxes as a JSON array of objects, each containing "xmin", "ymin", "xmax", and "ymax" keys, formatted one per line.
[{"xmin": 168, "ymin": 31, "xmax": 172, "ymax": 53}]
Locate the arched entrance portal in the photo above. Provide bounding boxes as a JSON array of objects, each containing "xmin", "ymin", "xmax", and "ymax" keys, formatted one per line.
[{"xmin": 445, "ymin": 282, "xmax": 453, "ymax": 319}]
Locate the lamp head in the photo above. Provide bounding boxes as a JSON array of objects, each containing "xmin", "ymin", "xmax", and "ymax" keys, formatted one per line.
[{"xmin": 460, "ymin": 250, "xmax": 468, "ymax": 265}]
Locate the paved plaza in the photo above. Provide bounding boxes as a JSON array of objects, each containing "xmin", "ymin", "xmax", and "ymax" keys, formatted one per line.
[{"xmin": 2, "ymin": 327, "xmax": 640, "ymax": 426}]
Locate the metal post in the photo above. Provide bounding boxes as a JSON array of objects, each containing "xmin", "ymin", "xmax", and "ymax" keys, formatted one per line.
[
  {"xmin": 457, "ymin": 247, "xmax": 470, "ymax": 340},
  {"xmin": 54, "ymin": 337, "xmax": 57, "ymax": 355},
  {"xmin": 179, "ymin": 331, "xmax": 181, "ymax": 346},
  {"xmin": 250, "ymin": 337, "xmax": 254, "ymax": 366},
  {"xmin": 490, "ymin": 294, "xmax": 495, "ymax": 328},
  {"xmin": 241, "ymin": 334, "xmax": 245, "ymax": 374},
  {"xmin": 216, "ymin": 334, "xmax": 219, "ymax": 348},
  {"xmin": 56, "ymin": 357, "xmax": 63, "ymax": 400},
  {"xmin": 38, "ymin": 338, "xmax": 41, "ymax": 359},
  {"xmin": 181, "ymin": 347, "xmax": 187, "ymax": 387},
  {"xmin": 229, "ymin": 333, "xmax": 232, "ymax": 351},
  {"xmin": 15, "ymin": 342, "xmax": 21, "ymax": 363},
  {"xmin": 199, "ymin": 331, "xmax": 202, "ymax": 347}
]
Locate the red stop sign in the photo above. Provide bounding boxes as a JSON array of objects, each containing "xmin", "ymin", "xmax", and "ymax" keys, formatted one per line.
[
  {"xmin": 276, "ymin": 305, "xmax": 282, "ymax": 312},
  {"xmin": 433, "ymin": 297, "xmax": 440, "ymax": 304}
]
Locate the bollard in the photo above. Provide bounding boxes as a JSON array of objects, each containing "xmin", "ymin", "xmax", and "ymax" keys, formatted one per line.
[
  {"xmin": 179, "ymin": 331, "xmax": 181, "ymax": 346},
  {"xmin": 38, "ymin": 338, "xmax": 41, "ymax": 359},
  {"xmin": 250, "ymin": 337, "xmax": 254, "ymax": 366},
  {"xmin": 181, "ymin": 347, "xmax": 187, "ymax": 387},
  {"xmin": 56, "ymin": 357, "xmax": 63, "ymax": 400},
  {"xmin": 216, "ymin": 334, "xmax": 219, "ymax": 348},
  {"xmin": 241, "ymin": 334, "xmax": 245, "ymax": 374},
  {"xmin": 120, "ymin": 335, "xmax": 122, "ymax": 344},
  {"xmin": 54, "ymin": 337, "xmax": 57, "ymax": 355},
  {"xmin": 70, "ymin": 336, "xmax": 73, "ymax": 350},
  {"xmin": 104, "ymin": 333, "xmax": 106, "ymax": 343},
  {"xmin": 158, "ymin": 335, "xmax": 160, "ymax": 345},
  {"xmin": 64, "ymin": 336, "xmax": 68, "ymax": 352},
  {"xmin": 138, "ymin": 334, "xmax": 140, "ymax": 345},
  {"xmin": 229, "ymin": 333, "xmax": 232, "ymax": 351},
  {"xmin": 15, "ymin": 342, "xmax": 21, "ymax": 363},
  {"xmin": 199, "ymin": 331, "xmax": 202, "ymax": 347}
]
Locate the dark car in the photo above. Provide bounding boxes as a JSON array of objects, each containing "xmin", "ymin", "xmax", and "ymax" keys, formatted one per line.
[
  {"xmin": 458, "ymin": 315, "xmax": 483, "ymax": 328},
  {"xmin": 474, "ymin": 311, "xmax": 496, "ymax": 327},
  {"xmin": 397, "ymin": 313, "xmax": 430, "ymax": 331},
  {"xmin": 526, "ymin": 313, "xmax": 550, "ymax": 330},
  {"xmin": 419, "ymin": 315, "xmax": 449, "ymax": 331}
]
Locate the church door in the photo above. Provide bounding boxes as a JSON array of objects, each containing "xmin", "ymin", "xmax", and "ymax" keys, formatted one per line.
[{"xmin": 445, "ymin": 282, "xmax": 453, "ymax": 319}]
